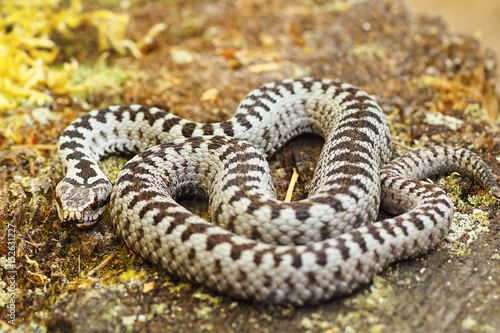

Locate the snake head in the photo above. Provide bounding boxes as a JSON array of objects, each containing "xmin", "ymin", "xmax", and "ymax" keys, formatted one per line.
[
  {"xmin": 55, "ymin": 178, "xmax": 112, "ymax": 228},
  {"xmin": 492, "ymin": 187, "xmax": 500, "ymax": 199}
]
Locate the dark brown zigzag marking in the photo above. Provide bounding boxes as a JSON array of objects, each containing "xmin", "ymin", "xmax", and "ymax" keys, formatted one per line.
[
  {"xmin": 407, "ymin": 212, "xmax": 424, "ymax": 230},
  {"xmin": 202, "ymin": 123, "xmax": 214, "ymax": 135},
  {"xmin": 181, "ymin": 122, "xmax": 196, "ymax": 137},
  {"xmin": 324, "ymin": 177, "xmax": 370, "ymax": 194},
  {"xmin": 245, "ymin": 91, "xmax": 278, "ymax": 105},
  {"xmin": 299, "ymin": 79, "xmax": 314, "ymax": 91},
  {"xmin": 220, "ymin": 177, "xmax": 262, "ymax": 192},
  {"xmin": 394, "ymin": 179, "xmax": 415, "ymax": 192},
  {"xmin": 278, "ymin": 81, "xmax": 295, "ymax": 93},
  {"xmin": 314, "ymin": 249, "xmax": 327, "ymax": 266},
  {"xmin": 235, "ymin": 113, "xmax": 253, "ymax": 130},
  {"xmin": 186, "ymin": 136, "xmax": 204, "ymax": 149},
  {"xmin": 325, "ymin": 164, "xmax": 376, "ymax": 183},
  {"xmin": 249, "ymin": 101, "xmax": 271, "ymax": 114},
  {"xmin": 62, "ymin": 129, "xmax": 85, "ymax": 139},
  {"xmin": 226, "ymin": 151, "xmax": 264, "ymax": 165},
  {"xmin": 62, "ymin": 175, "xmax": 109, "ymax": 188},
  {"xmin": 163, "ymin": 117, "xmax": 181, "ymax": 132},
  {"xmin": 67, "ymin": 153, "xmax": 97, "ymax": 179},
  {"xmin": 141, "ymin": 108, "xmax": 170, "ymax": 127},
  {"xmin": 328, "ymin": 131, "xmax": 376, "ymax": 150},
  {"xmin": 59, "ymin": 141, "xmax": 84, "ymax": 150},
  {"xmin": 220, "ymin": 121, "xmax": 235, "ymax": 136}
]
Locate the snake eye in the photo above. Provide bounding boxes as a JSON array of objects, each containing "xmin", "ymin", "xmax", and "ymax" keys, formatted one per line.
[{"xmin": 90, "ymin": 198, "xmax": 99, "ymax": 209}]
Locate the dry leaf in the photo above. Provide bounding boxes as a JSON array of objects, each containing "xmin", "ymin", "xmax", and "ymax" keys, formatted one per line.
[
  {"xmin": 248, "ymin": 62, "xmax": 282, "ymax": 74},
  {"xmin": 143, "ymin": 282, "xmax": 155, "ymax": 294},
  {"xmin": 200, "ymin": 88, "xmax": 219, "ymax": 103}
]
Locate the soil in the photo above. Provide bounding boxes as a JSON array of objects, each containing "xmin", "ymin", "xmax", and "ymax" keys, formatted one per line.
[{"xmin": 1, "ymin": 0, "xmax": 500, "ymax": 332}]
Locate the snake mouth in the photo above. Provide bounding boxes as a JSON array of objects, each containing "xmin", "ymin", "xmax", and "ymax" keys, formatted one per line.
[{"xmin": 75, "ymin": 219, "xmax": 100, "ymax": 229}]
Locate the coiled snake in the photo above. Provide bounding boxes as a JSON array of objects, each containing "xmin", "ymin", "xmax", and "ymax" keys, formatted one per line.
[{"xmin": 56, "ymin": 78, "xmax": 500, "ymax": 305}]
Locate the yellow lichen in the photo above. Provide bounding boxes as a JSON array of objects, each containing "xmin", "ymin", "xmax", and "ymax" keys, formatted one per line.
[
  {"xmin": 0, "ymin": 0, "xmax": 164, "ymax": 112},
  {"xmin": 116, "ymin": 269, "xmax": 146, "ymax": 283}
]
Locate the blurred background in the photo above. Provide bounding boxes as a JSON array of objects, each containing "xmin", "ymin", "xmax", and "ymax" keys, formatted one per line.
[{"xmin": 408, "ymin": 0, "xmax": 500, "ymax": 80}]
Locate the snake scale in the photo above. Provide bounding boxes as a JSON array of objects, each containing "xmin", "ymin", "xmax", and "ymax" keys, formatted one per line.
[{"xmin": 56, "ymin": 78, "xmax": 500, "ymax": 305}]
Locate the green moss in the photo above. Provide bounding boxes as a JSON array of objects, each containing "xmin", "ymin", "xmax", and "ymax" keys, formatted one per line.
[
  {"xmin": 193, "ymin": 290, "xmax": 222, "ymax": 306},
  {"xmin": 468, "ymin": 192, "xmax": 498, "ymax": 209},
  {"xmin": 436, "ymin": 174, "xmax": 466, "ymax": 209},
  {"xmin": 99, "ymin": 155, "xmax": 130, "ymax": 184},
  {"xmin": 70, "ymin": 58, "xmax": 136, "ymax": 106},
  {"xmin": 116, "ymin": 253, "xmax": 135, "ymax": 270},
  {"xmin": 193, "ymin": 305, "xmax": 214, "ymax": 320},
  {"xmin": 171, "ymin": 281, "xmax": 193, "ymax": 293},
  {"xmin": 299, "ymin": 275, "xmax": 397, "ymax": 332}
]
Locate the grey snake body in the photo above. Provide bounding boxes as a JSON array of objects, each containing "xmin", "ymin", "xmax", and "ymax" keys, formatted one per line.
[{"xmin": 56, "ymin": 78, "xmax": 500, "ymax": 305}]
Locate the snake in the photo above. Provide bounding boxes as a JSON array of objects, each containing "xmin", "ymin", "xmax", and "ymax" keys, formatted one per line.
[{"xmin": 55, "ymin": 77, "xmax": 500, "ymax": 305}]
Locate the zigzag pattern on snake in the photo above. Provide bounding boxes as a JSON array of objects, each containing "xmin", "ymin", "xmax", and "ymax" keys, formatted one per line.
[{"xmin": 56, "ymin": 78, "xmax": 500, "ymax": 305}]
